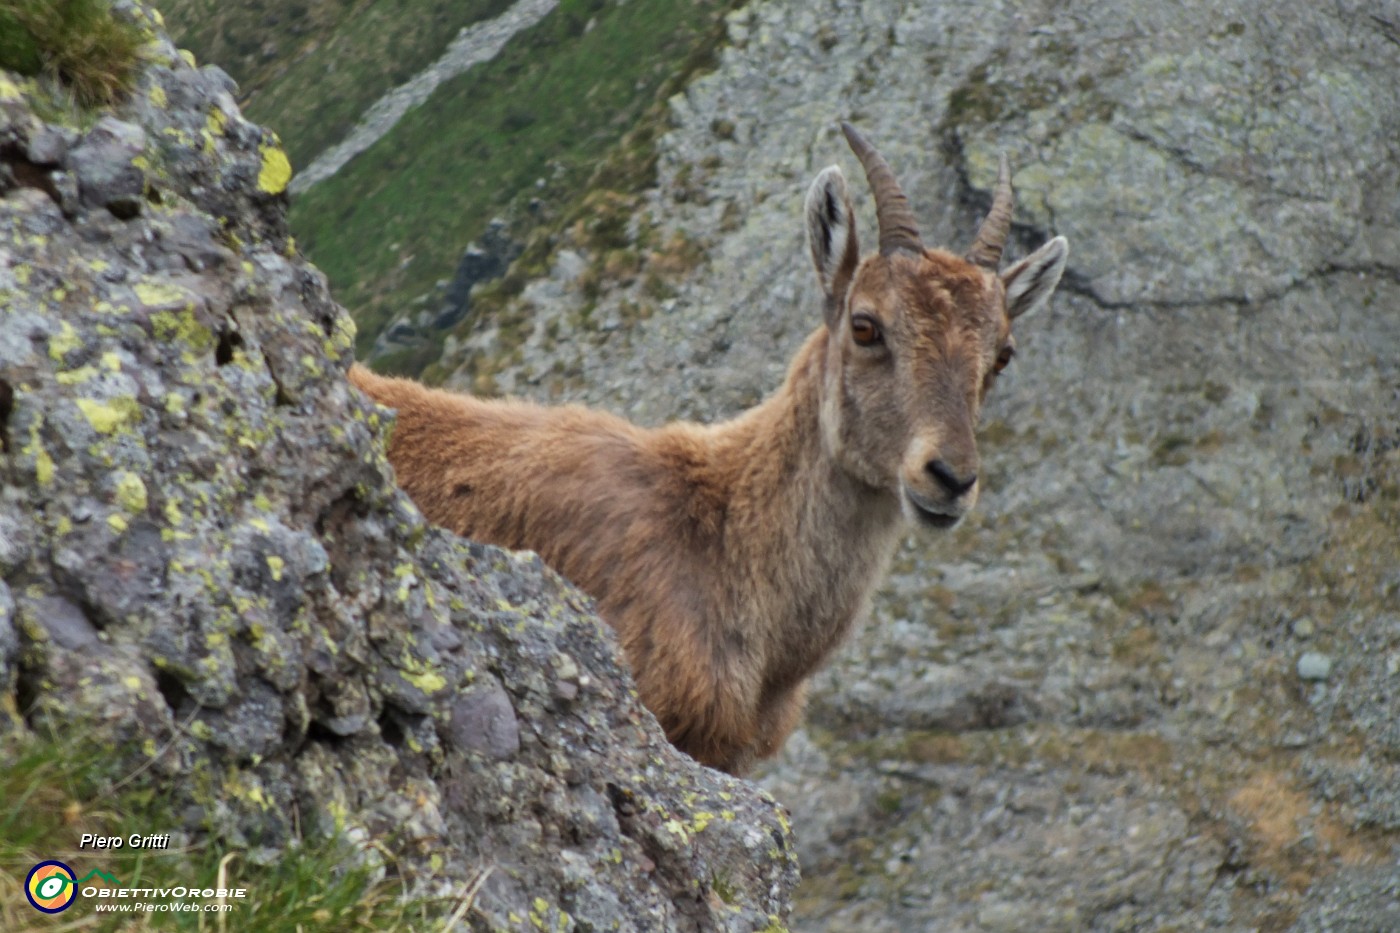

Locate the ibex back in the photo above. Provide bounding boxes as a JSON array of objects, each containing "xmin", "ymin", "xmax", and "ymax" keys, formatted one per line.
[{"xmin": 350, "ymin": 125, "xmax": 1069, "ymax": 774}]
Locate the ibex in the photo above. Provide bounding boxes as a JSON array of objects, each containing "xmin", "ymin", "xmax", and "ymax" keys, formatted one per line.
[{"xmin": 350, "ymin": 125, "xmax": 1068, "ymax": 774}]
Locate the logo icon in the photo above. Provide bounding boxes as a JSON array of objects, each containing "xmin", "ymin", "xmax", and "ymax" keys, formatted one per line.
[
  {"xmin": 24, "ymin": 862, "xmax": 123, "ymax": 913},
  {"xmin": 25, "ymin": 861, "xmax": 78, "ymax": 913}
]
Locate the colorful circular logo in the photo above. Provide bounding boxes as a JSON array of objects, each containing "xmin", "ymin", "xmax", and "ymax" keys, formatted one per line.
[{"xmin": 25, "ymin": 860, "xmax": 77, "ymax": 913}]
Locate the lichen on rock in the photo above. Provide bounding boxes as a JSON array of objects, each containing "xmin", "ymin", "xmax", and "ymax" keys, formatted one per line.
[{"xmin": 0, "ymin": 2, "xmax": 797, "ymax": 929}]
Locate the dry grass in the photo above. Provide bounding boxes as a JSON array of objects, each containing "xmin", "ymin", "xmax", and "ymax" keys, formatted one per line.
[{"xmin": 0, "ymin": 0, "xmax": 145, "ymax": 106}]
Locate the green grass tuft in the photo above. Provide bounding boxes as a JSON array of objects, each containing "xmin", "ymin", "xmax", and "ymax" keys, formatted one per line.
[
  {"xmin": 0, "ymin": 730, "xmax": 457, "ymax": 931},
  {"xmin": 0, "ymin": 0, "xmax": 145, "ymax": 106}
]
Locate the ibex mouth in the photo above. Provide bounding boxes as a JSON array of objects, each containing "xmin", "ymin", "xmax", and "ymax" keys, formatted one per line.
[{"xmin": 903, "ymin": 490, "xmax": 962, "ymax": 530}]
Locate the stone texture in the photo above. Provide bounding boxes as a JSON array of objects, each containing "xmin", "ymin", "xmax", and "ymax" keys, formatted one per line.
[
  {"xmin": 0, "ymin": 3, "xmax": 798, "ymax": 929},
  {"xmin": 435, "ymin": 0, "xmax": 1400, "ymax": 928}
]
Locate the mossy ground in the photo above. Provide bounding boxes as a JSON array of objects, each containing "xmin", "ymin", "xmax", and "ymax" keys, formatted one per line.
[{"xmin": 0, "ymin": 731, "xmax": 459, "ymax": 931}]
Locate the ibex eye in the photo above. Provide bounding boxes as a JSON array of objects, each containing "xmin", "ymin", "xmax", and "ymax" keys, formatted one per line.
[
  {"xmin": 851, "ymin": 313, "xmax": 883, "ymax": 347},
  {"xmin": 994, "ymin": 344, "xmax": 1016, "ymax": 373}
]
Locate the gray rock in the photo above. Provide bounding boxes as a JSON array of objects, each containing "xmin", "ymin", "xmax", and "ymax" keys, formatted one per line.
[
  {"xmin": 25, "ymin": 124, "xmax": 76, "ymax": 166},
  {"xmin": 28, "ymin": 595, "xmax": 100, "ymax": 651},
  {"xmin": 446, "ymin": 676, "xmax": 521, "ymax": 760},
  {"xmin": 66, "ymin": 115, "xmax": 147, "ymax": 217},
  {"xmin": 0, "ymin": 581, "xmax": 14, "ymax": 695},
  {"xmin": 437, "ymin": 217, "xmax": 522, "ymax": 330}
]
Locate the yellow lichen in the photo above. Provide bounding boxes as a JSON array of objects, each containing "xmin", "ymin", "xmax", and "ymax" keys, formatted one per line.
[
  {"xmin": 266, "ymin": 554, "xmax": 285, "ymax": 581},
  {"xmin": 48, "ymin": 321, "xmax": 82, "ymax": 361},
  {"xmin": 150, "ymin": 307, "xmax": 213, "ymax": 350},
  {"xmin": 56, "ymin": 365, "xmax": 99, "ymax": 385},
  {"xmin": 107, "ymin": 513, "xmax": 129, "ymax": 534},
  {"xmin": 148, "ymin": 85, "xmax": 167, "ymax": 108},
  {"xmin": 76, "ymin": 397, "xmax": 140, "ymax": 434},
  {"xmin": 257, "ymin": 143, "xmax": 292, "ymax": 195},
  {"xmin": 135, "ymin": 280, "xmax": 192, "ymax": 309},
  {"xmin": 400, "ymin": 669, "xmax": 447, "ymax": 693},
  {"xmin": 115, "ymin": 472, "xmax": 148, "ymax": 513},
  {"xmin": 33, "ymin": 442, "xmax": 54, "ymax": 487}
]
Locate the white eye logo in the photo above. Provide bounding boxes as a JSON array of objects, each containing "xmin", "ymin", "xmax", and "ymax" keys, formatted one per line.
[{"xmin": 37, "ymin": 876, "xmax": 67, "ymax": 898}]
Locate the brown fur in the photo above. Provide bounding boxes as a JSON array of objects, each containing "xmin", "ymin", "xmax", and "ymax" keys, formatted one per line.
[{"xmin": 349, "ymin": 148, "xmax": 1067, "ymax": 774}]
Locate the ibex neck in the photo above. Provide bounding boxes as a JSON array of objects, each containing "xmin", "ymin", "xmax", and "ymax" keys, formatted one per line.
[
  {"xmin": 713, "ymin": 326, "xmax": 903, "ymax": 576},
  {"xmin": 710, "ymin": 329, "xmax": 829, "ymax": 487}
]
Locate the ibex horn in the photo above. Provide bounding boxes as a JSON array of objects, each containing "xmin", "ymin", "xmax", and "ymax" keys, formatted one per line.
[
  {"xmin": 840, "ymin": 122, "xmax": 924, "ymax": 257},
  {"xmin": 965, "ymin": 153, "xmax": 1014, "ymax": 270}
]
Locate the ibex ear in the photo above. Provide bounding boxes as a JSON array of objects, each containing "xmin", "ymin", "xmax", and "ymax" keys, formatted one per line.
[
  {"xmin": 1001, "ymin": 235, "xmax": 1068, "ymax": 321},
  {"xmin": 806, "ymin": 165, "xmax": 860, "ymax": 328}
]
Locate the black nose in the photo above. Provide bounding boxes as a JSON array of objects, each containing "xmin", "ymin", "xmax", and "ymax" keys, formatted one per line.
[{"xmin": 926, "ymin": 459, "xmax": 977, "ymax": 498}]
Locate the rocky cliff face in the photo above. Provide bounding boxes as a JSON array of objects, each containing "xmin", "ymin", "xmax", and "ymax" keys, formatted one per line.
[
  {"xmin": 0, "ymin": 3, "xmax": 797, "ymax": 930},
  {"xmin": 438, "ymin": 0, "xmax": 1400, "ymax": 929}
]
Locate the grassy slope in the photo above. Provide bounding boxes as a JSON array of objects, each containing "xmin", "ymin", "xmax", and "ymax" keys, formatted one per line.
[
  {"xmin": 158, "ymin": 0, "xmax": 513, "ymax": 169},
  {"xmin": 288, "ymin": 0, "xmax": 733, "ymax": 361}
]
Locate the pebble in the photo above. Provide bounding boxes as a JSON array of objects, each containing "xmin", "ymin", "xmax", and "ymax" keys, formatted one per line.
[
  {"xmin": 1291, "ymin": 617, "xmax": 1315, "ymax": 638},
  {"xmin": 1297, "ymin": 652, "xmax": 1332, "ymax": 681}
]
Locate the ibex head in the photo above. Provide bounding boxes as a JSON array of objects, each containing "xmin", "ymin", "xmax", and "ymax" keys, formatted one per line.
[{"xmin": 807, "ymin": 123, "xmax": 1069, "ymax": 528}]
